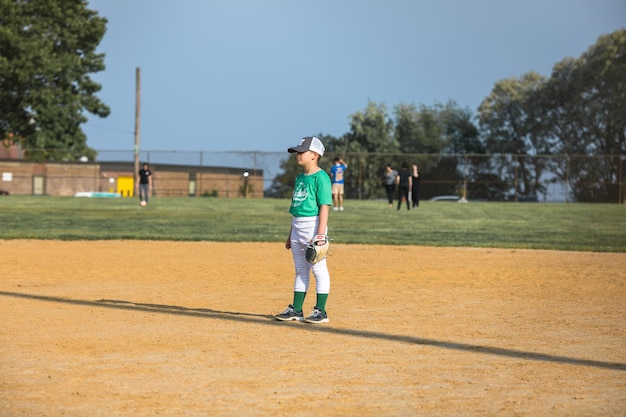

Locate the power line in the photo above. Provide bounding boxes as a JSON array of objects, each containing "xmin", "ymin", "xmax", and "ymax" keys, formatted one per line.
[{"xmin": 85, "ymin": 123, "xmax": 134, "ymax": 135}]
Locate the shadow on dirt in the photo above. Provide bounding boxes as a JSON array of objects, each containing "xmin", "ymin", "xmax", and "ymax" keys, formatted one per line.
[{"xmin": 2, "ymin": 290, "xmax": 624, "ymax": 372}]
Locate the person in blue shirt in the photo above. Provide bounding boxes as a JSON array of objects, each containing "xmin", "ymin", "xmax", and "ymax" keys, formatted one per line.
[{"xmin": 330, "ymin": 157, "xmax": 348, "ymax": 212}]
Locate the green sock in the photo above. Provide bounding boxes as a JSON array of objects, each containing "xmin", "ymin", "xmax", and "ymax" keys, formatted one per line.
[
  {"xmin": 315, "ymin": 293, "xmax": 329, "ymax": 312},
  {"xmin": 293, "ymin": 291, "xmax": 306, "ymax": 312}
]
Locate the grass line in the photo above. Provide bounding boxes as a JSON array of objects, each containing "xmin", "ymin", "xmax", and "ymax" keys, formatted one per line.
[{"xmin": 0, "ymin": 197, "xmax": 624, "ymax": 252}]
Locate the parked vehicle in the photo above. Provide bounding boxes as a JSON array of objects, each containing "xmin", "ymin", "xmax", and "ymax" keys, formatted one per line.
[{"xmin": 429, "ymin": 195, "xmax": 460, "ymax": 202}]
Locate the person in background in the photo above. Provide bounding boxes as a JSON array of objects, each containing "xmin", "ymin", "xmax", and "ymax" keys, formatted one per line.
[
  {"xmin": 330, "ymin": 157, "xmax": 348, "ymax": 211},
  {"xmin": 384, "ymin": 164, "xmax": 397, "ymax": 208},
  {"xmin": 138, "ymin": 163, "xmax": 152, "ymax": 205},
  {"xmin": 411, "ymin": 164, "xmax": 421, "ymax": 208},
  {"xmin": 396, "ymin": 162, "xmax": 412, "ymax": 211}
]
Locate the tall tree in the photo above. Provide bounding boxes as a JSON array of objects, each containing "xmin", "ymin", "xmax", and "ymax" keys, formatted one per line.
[
  {"xmin": 477, "ymin": 71, "xmax": 551, "ymax": 199},
  {"xmin": 438, "ymin": 102, "xmax": 482, "ymax": 154},
  {"xmin": 542, "ymin": 29, "xmax": 626, "ymax": 202},
  {"xmin": 0, "ymin": 0, "xmax": 110, "ymax": 161},
  {"xmin": 347, "ymin": 101, "xmax": 397, "ymax": 153},
  {"xmin": 394, "ymin": 103, "xmax": 445, "ymax": 154},
  {"xmin": 437, "ymin": 102, "xmax": 495, "ymax": 200},
  {"xmin": 393, "ymin": 101, "xmax": 482, "ymax": 198},
  {"xmin": 344, "ymin": 101, "xmax": 397, "ymax": 199}
]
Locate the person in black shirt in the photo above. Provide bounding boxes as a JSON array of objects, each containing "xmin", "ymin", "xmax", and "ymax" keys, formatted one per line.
[
  {"xmin": 395, "ymin": 162, "xmax": 412, "ymax": 211},
  {"xmin": 138, "ymin": 163, "xmax": 152, "ymax": 205}
]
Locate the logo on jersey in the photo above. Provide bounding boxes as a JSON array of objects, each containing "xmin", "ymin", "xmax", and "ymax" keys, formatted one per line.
[{"xmin": 292, "ymin": 179, "xmax": 308, "ymax": 207}]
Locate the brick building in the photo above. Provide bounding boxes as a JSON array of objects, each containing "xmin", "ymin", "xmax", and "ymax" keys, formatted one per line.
[{"xmin": 0, "ymin": 159, "xmax": 263, "ymax": 198}]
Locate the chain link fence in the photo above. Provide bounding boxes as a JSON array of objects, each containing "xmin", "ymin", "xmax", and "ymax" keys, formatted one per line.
[
  {"xmin": 96, "ymin": 150, "xmax": 624, "ymax": 203},
  {"xmin": 1, "ymin": 149, "xmax": 624, "ymax": 203},
  {"xmin": 325, "ymin": 153, "xmax": 625, "ymax": 204}
]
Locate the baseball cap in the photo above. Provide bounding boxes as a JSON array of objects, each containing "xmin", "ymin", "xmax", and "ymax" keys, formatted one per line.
[{"xmin": 288, "ymin": 136, "xmax": 325, "ymax": 156}]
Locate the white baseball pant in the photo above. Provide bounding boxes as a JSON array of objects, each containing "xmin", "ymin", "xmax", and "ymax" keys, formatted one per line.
[{"xmin": 290, "ymin": 216, "xmax": 330, "ymax": 294}]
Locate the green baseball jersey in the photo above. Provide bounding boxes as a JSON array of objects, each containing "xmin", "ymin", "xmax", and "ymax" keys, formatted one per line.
[{"xmin": 289, "ymin": 169, "xmax": 332, "ymax": 217}]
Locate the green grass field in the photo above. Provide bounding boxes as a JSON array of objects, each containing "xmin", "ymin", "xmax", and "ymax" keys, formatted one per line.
[{"xmin": 1, "ymin": 196, "xmax": 624, "ymax": 252}]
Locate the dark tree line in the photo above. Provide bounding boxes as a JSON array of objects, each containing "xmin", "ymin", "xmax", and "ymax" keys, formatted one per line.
[{"xmin": 268, "ymin": 29, "xmax": 626, "ymax": 203}]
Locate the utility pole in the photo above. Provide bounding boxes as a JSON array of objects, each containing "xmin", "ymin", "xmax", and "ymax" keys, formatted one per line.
[{"xmin": 133, "ymin": 67, "xmax": 141, "ymax": 197}]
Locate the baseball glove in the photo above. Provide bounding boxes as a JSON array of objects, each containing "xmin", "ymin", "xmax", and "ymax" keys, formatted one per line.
[{"xmin": 305, "ymin": 234, "xmax": 330, "ymax": 264}]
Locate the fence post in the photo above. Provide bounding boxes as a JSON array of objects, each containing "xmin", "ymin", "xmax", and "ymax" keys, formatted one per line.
[
  {"xmin": 357, "ymin": 153, "xmax": 361, "ymax": 200},
  {"xmin": 514, "ymin": 155, "xmax": 518, "ymax": 203},
  {"xmin": 462, "ymin": 154, "xmax": 468, "ymax": 201},
  {"xmin": 617, "ymin": 156, "xmax": 624, "ymax": 204},
  {"xmin": 565, "ymin": 155, "xmax": 570, "ymax": 204}
]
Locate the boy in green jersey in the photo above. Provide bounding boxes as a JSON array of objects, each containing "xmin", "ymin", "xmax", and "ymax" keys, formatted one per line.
[{"xmin": 275, "ymin": 136, "xmax": 332, "ymax": 324}]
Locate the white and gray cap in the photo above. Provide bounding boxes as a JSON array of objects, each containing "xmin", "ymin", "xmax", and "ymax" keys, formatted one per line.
[{"xmin": 287, "ymin": 136, "xmax": 325, "ymax": 156}]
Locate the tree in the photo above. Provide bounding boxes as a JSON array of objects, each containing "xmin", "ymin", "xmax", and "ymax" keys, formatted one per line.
[
  {"xmin": 394, "ymin": 103, "xmax": 445, "ymax": 154},
  {"xmin": 439, "ymin": 102, "xmax": 482, "ymax": 154},
  {"xmin": 477, "ymin": 71, "xmax": 552, "ymax": 200},
  {"xmin": 343, "ymin": 101, "xmax": 397, "ymax": 199},
  {"xmin": 392, "ymin": 101, "xmax": 481, "ymax": 199},
  {"xmin": 347, "ymin": 101, "xmax": 397, "ymax": 153},
  {"xmin": 542, "ymin": 29, "xmax": 626, "ymax": 202},
  {"xmin": 0, "ymin": 0, "xmax": 110, "ymax": 162}
]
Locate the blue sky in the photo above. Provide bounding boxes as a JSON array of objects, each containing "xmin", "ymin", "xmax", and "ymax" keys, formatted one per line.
[{"xmin": 84, "ymin": 0, "xmax": 625, "ymax": 153}]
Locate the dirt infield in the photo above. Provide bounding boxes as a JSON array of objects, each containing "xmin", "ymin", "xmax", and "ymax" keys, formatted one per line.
[{"xmin": 1, "ymin": 240, "xmax": 624, "ymax": 417}]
